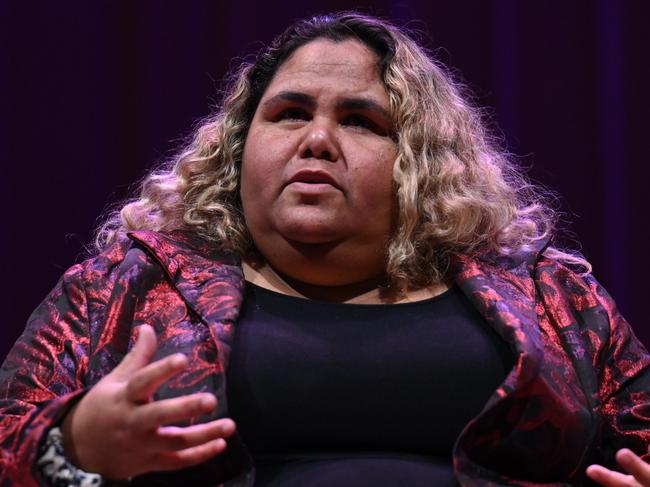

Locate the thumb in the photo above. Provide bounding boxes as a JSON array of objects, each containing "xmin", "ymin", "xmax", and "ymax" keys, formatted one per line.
[{"xmin": 112, "ymin": 324, "xmax": 157, "ymax": 379}]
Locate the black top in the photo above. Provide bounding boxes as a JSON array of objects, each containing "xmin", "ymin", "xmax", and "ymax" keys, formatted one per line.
[{"xmin": 226, "ymin": 282, "xmax": 515, "ymax": 486}]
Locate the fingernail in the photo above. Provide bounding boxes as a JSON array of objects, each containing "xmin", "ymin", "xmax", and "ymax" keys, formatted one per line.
[
  {"xmin": 222, "ymin": 419, "xmax": 236, "ymax": 435},
  {"xmin": 201, "ymin": 395, "xmax": 216, "ymax": 409},
  {"xmin": 584, "ymin": 466, "xmax": 600, "ymax": 480},
  {"xmin": 617, "ymin": 449, "xmax": 634, "ymax": 464},
  {"xmin": 170, "ymin": 354, "xmax": 187, "ymax": 367}
]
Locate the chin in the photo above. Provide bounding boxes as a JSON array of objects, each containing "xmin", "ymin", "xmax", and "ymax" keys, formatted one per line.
[{"xmin": 276, "ymin": 221, "xmax": 344, "ymax": 245}]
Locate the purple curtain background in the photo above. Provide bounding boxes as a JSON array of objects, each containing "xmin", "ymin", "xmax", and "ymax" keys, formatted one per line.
[{"xmin": 1, "ymin": 1, "xmax": 649, "ymax": 361}]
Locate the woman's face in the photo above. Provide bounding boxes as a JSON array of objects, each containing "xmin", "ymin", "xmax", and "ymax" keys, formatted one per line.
[{"xmin": 240, "ymin": 38, "xmax": 397, "ymax": 286}]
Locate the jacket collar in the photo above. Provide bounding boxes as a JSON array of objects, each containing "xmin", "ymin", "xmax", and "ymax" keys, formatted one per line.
[{"xmin": 127, "ymin": 230, "xmax": 245, "ymax": 325}]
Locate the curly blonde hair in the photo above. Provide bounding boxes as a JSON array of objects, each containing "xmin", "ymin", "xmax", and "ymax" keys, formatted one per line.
[{"xmin": 95, "ymin": 12, "xmax": 589, "ymax": 286}]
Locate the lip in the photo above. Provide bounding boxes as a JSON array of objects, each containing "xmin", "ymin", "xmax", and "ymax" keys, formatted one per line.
[{"xmin": 286, "ymin": 169, "xmax": 342, "ymax": 190}]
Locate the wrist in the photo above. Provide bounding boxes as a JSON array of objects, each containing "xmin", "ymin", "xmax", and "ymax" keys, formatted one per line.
[
  {"xmin": 37, "ymin": 426, "xmax": 104, "ymax": 486},
  {"xmin": 61, "ymin": 400, "xmax": 83, "ymax": 467}
]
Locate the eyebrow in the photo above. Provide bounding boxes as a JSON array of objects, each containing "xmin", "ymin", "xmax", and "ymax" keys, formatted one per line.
[
  {"xmin": 336, "ymin": 97, "xmax": 389, "ymax": 119},
  {"xmin": 262, "ymin": 91, "xmax": 316, "ymax": 110},
  {"xmin": 262, "ymin": 90, "xmax": 389, "ymax": 119}
]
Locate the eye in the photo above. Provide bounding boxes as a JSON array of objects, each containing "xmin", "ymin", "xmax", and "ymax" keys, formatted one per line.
[
  {"xmin": 342, "ymin": 114, "xmax": 374, "ymax": 129},
  {"xmin": 275, "ymin": 107, "xmax": 310, "ymax": 122},
  {"xmin": 342, "ymin": 114, "xmax": 390, "ymax": 136}
]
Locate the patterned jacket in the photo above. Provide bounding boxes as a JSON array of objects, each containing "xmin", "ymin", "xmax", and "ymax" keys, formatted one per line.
[{"xmin": 1, "ymin": 230, "xmax": 649, "ymax": 486}]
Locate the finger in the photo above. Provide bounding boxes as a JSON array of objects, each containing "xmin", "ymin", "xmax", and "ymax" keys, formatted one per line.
[
  {"xmin": 152, "ymin": 438, "xmax": 228, "ymax": 472},
  {"xmin": 586, "ymin": 464, "xmax": 641, "ymax": 487},
  {"xmin": 113, "ymin": 325, "xmax": 157, "ymax": 379},
  {"xmin": 617, "ymin": 449, "xmax": 650, "ymax": 486},
  {"xmin": 126, "ymin": 353, "xmax": 188, "ymax": 403},
  {"xmin": 156, "ymin": 418, "xmax": 236, "ymax": 451},
  {"xmin": 131, "ymin": 393, "xmax": 216, "ymax": 429}
]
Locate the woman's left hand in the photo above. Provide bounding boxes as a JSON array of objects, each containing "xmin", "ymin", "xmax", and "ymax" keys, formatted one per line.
[{"xmin": 587, "ymin": 448, "xmax": 650, "ymax": 486}]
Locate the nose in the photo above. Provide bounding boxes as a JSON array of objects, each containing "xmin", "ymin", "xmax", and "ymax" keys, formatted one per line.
[{"xmin": 298, "ymin": 121, "xmax": 340, "ymax": 162}]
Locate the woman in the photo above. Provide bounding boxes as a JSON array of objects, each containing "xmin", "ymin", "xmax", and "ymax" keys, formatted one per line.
[{"xmin": 1, "ymin": 12, "xmax": 649, "ymax": 487}]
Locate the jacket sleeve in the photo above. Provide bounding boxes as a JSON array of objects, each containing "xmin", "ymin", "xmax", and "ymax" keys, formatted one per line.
[
  {"xmin": 584, "ymin": 274, "xmax": 650, "ymax": 464},
  {"xmin": 0, "ymin": 263, "xmax": 91, "ymax": 486}
]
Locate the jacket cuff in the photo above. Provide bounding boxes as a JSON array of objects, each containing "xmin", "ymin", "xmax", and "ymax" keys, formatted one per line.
[{"xmin": 2, "ymin": 388, "xmax": 88, "ymax": 486}]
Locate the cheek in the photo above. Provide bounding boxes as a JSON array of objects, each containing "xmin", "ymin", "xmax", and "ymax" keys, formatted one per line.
[
  {"xmin": 351, "ymin": 146, "xmax": 396, "ymax": 205},
  {"xmin": 242, "ymin": 128, "xmax": 293, "ymax": 183},
  {"xmin": 241, "ymin": 127, "xmax": 294, "ymax": 220},
  {"xmin": 241, "ymin": 131, "xmax": 271, "ymax": 202}
]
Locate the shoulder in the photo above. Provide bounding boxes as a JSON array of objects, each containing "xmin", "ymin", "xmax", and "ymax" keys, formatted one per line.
[
  {"xmin": 67, "ymin": 230, "xmax": 238, "ymax": 292},
  {"xmin": 68, "ymin": 230, "xmax": 242, "ymax": 300},
  {"xmin": 64, "ymin": 233, "xmax": 143, "ymax": 288},
  {"xmin": 532, "ymin": 249, "xmax": 627, "ymax": 352},
  {"xmin": 533, "ymin": 249, "xmax": 606, "ymax": 316},
  {"xmin": 451, "ymin": 240, "xmax": 602, "ymax": 308},
  {"xmin": 455, "ymin": 240, "xmax": 591, "ymax": 285},
  {"xmin": 450, "ymin": 240, "xmax": 550, "ymax": 301}
]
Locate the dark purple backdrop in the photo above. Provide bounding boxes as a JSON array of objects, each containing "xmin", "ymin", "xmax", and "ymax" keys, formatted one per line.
[{"xmin": 2, "ymin": 1, "xmax": 649, "ymax": 360}]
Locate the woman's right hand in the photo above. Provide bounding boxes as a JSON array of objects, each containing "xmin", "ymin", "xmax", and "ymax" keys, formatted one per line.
[{"xmin": 61, "ymin": 324, "xmax": 236, "ymax": 480}]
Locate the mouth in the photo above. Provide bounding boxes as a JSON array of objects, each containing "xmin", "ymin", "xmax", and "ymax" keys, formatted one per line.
[{"xmin": 286, "ymin": 169, "xmax": 341, "ymax": 190}]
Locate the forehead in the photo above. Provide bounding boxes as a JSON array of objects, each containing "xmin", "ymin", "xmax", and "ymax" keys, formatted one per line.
[{"xmin": 262, "ymin": 38, "xmax": 386, "ymax": 100}]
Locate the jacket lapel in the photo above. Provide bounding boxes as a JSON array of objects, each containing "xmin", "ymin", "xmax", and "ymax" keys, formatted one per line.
[
  {"xmin": 452, "ymin": 252, "xmax": 543, "ymax": 398},
  {"xmin": 127, "ymin": 230, "xmax": 245, "ymax": 363},
  {"xmin": 450, "ymin": 250, "xmax": 592, "ymax": 485}
]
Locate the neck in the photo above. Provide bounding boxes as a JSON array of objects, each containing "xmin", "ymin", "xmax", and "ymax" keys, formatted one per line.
[
  {"xmin": 242, "ymin": 260, "xmax": 449, "ymax": 304},
  {"xmin": 243, "ymin": 260, "xmax": 388, "ymax": 302},
  {"xmin": 280, "ymin": 272, "xmax": 388, "ymax": 302}
]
